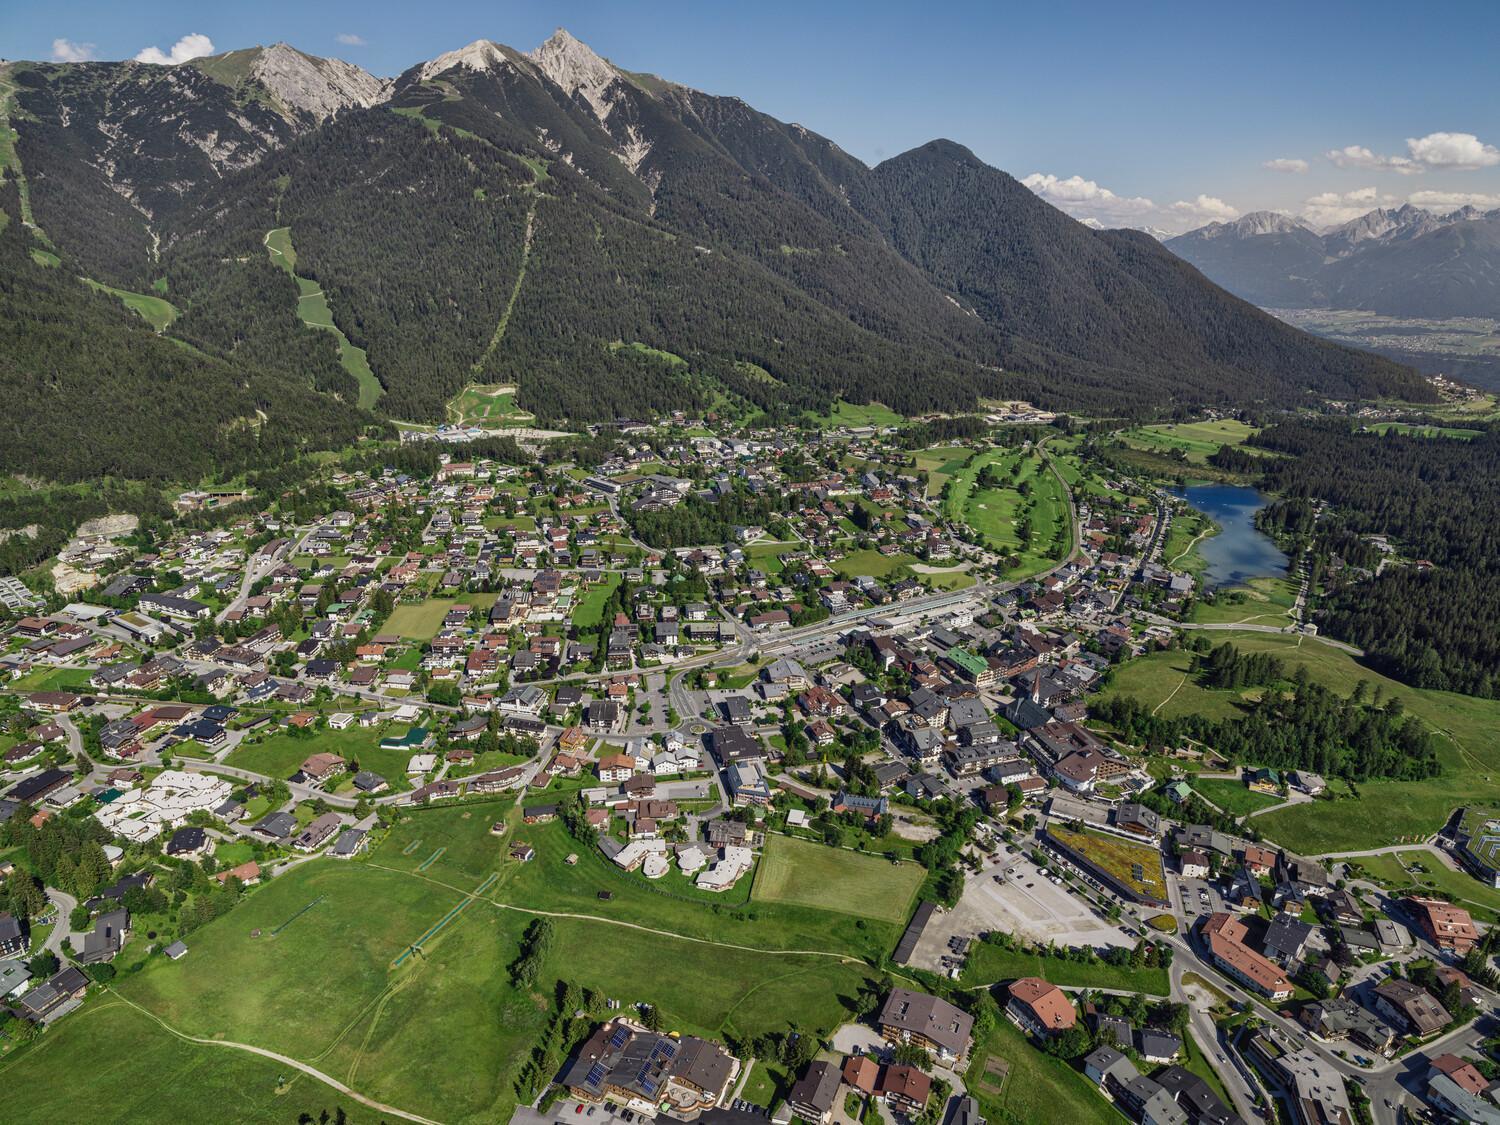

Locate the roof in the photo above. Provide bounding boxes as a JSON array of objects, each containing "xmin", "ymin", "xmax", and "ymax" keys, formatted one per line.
[
  {"xmin": 1201, "ymin": 913, "xmax": 1292, "ymax": 994},
  {"xmin": 1005, "ymin": 977, "xmax": 1076, "ymax": 1031},
  {"xmin": 788, "ymin": 1061, "xmax": 842, "ymax": 1115}
]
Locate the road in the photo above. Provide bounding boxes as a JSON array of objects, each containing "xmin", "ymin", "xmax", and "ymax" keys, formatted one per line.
[{"xmin": 42, "ymin": 887, "xmax": 78, "ymax": 959}]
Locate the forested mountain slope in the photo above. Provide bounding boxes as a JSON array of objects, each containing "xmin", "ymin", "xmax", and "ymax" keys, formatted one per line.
[{"xmin": 3, "ymin": 29, "xmax": 1433, "ymax": 462}]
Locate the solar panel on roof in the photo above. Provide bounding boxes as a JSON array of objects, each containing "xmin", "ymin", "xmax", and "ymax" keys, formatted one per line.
[
  {"xmin": 609, "ymin": 1026, "xmax": 630, "ymax": 1048},
  {"xmin": 585, "ymin": 1063, "xmax": 607, "ymax": 1088}
]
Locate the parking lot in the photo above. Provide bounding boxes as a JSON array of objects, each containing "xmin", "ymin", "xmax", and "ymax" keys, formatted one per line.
[
  {"xmin": 1176, "ymin": 876, "xmax": 1225, "ymax": 920},
  {"xmin": 913, "ymin": 850, "xmax": 1134, "ymax": 970}
]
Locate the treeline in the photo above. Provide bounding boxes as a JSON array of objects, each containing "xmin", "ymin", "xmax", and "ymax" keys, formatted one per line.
[
  {"xmin": 1248, "ymin": 418, "xmax": 1500, "ymax": 697},
  {"xmin": 1191, "ymin": 641, "xmax": 1283, "ymax": 689},
  {"xmin": 1095, "ymin": 670, "xmax": 1438, "ymax": 782},
  {"xmin": 1, "ymin": 805, "xmax": 115, "ymax": 915}
]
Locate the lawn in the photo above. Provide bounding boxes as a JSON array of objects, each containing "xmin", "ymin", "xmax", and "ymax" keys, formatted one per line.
[
  {"xmin": 1116, "ymin": 629, "xmax": 1500, "ymax": 855},
  {"xmin": 0, "ymin": 1000, "xmax": 369, "ymax": 1122},
  {"xmin": 1122, "ymin": 420, "xmax": 1259, "ymax": 464},
  {"xmin": 385, "ymin": 597, "xmax": 463, "ymax": 640},
  {"xmin": 962, "ymin": 944, "xmax": 1169, "ymax": 995},
  {"xmin": 750, "ymin": 833, "xmax": 925, "ymax": 925},
  {"xmin": 834, "ymin": 549, "xmax": 916, "ymax": 580},
  {"xmin": 1046, "ymin": 824, "xmax": 1168, "ymax": 904},
  {"xmin": 964, "ymin": 1013, "xmax": 1117, "ymax": 1125},
  {"xmin": 1161, "ymin": 508, "xmax": 1215, "ymax": 576},
  {"xmin": 225, "ymin": 725, "xmax": 414, "ymax": 792},
  {"xmin": 572, "ymin": 574, "xmax": 622, "ymax": 629},
  {"xmin": 447, "ymin": 382, "xmax": 536, "ymax": 427},
  {"xmin": 809, "ymin": 401, "xmax": 905, "ymax": 429},
  {"xmin": 1192, "ymin": 778, "xmax": 1285, "ymax": 817}
]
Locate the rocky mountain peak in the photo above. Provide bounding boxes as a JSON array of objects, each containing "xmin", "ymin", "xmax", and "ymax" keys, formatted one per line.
[
  {"xmin": 527, "ymin": 28, "xmax": 622, "ymax": 119},
  {"xmin": 248, "ymin": 43, "xmax": 388, "ymax": 120},
  {"xmin": 417, "ymin": 39, "xmax": 513, "ymax": 82}
]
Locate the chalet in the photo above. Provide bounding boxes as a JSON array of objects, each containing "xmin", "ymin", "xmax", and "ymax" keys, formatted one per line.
[
  {"xmin": 879, "ymin": 987, "xmax": 974, "ymax": 1064},
  {"xmin": 1004, "ymin": 978, "xmax": 1075, "ymax": 1039}
]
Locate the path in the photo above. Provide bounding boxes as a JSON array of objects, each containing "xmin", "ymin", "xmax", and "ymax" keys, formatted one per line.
[
  {"xmin": 367, "ymin": 861, "xmax": 862, "ymax": 963},
  {"xmin": 470, "ymin": 202, "xmax": 536, "ymax": 381},
  {"xmin": 1152, "ymin": 673, "xmax": 1188, "ymax": 716},
  {"xmin": 103, "ymin": 992, "xmax": 443, "ymax": 1125}
]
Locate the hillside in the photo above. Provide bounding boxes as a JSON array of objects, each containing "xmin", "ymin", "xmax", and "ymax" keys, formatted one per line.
[{"xmin": 1, "ymin": 30, "xmax": 1433, "ymax": 459}]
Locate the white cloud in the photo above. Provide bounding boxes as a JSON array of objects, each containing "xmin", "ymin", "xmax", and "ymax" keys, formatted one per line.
[
  {"xmin": 1326, "ymin": 145, "xmax": 1420, "ymax": 175},
  {"xmin": 336, "ymin": 33, "xmax": 368, "ymax": 47},
  {"xmin": 134, "ymin": 33, "xmax": 215, "ymax": 65},
  {"xmin": 50, "ymin": 38, "xmax": 97, "ymax": 62},
  {"xmin": 1302, "ymin": 186, "xmax": 1391, "ymax": 227},
  {"xmin": 1168, "ymin": 195, "xmax": 1239, "ymax": 224},
  {"xmin": 1021, "ymin": 172, "xmax": 1156, "ymax": 225},
  {"xmin": 1406, "ymin": 189, "xmax": 1500, "ymax": 211},
  {"xmin": 1263, "ymin": 157, "xmax": 1308, "ymax": 174},
  {"xmin": 1405, "ymin": 131, "xmax": 1500, "ymax": 170}
]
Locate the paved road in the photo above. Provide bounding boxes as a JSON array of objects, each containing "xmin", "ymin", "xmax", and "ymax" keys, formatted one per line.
[{"xmin": 43, "ymin": 887, "xmax": 78, "ymax": 958}]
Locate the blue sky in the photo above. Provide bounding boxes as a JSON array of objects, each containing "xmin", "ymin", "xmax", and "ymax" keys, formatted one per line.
[{"xmin": 12, "ymin": 0, "xmax": 1500, "ymax": 232}]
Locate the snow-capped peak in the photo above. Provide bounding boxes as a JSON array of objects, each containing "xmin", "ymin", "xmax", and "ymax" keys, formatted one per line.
[
  {"xmin": 418, "ymin": 39, "xmax": 512, "ymax": 82},
  {"xmin": 528, "ymin": 28, "xmax": 622, "ymax": 120}
]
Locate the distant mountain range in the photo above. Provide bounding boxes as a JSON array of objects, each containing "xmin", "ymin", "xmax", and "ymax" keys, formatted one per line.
[
  {"xmin": 0, "ymin": 31, "xmax": 1428, "ymax": 482},
  {"xmin": 1166, "ymin": 204, "xmax": 1500, "ymax": 318}
]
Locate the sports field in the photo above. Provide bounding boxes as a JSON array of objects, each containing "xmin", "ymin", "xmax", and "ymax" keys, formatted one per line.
[{"xmin": 751, "ymin": 833, "xmax": 924, "ymax": 923}]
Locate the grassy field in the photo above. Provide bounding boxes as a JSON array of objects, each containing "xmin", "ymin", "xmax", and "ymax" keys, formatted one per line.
[
  {"xmin": 84, "ymin": 802, "xmax": 883, "ymax": 1122},
  {"xmin": 1047, "ymin": 824, "xmax": 1168, "ymax": 903},
  {"xmin": 912, "ymin": 445, "xmax": 974, "ymax": 498},
  {"xmin": 1192, "ymin": 778, "xmax": 1284, "ymax": 817},
  {"xmin": 385, "ymin": 598, "xmax": 464, "ymax": 640},
  {"xmin": 82, "ymin": 277, "xmax": 178, "ymax": 332},
  {"xmin": 224, "ymin": 725, "xmax": 415, "ymax": 792},
  {"xmin": 1161, "ymin": 508, "xmax": 1215, "ymax": 577},
  {"xmin": 0, "ymin": 1000, "xmax": 370, "ymax": 1122},
  {"xmin": 447, "ymin": 382, "xmax": 536, "ymax": 427},
  {"xmin": 1349, "ymin": 850, "xmax": 1500, "ymax": 923},
  {"xmin": 1367, "ymin": 422, "xmax": 1481, "ymax": 440},
  {"xmin": 572, "ymin": 574, "xmax": 622, "ymax": 629},
  {"xmin": 943, "ymin": 447, "xmax": 1070, "ymax": 578},
  {"xmin": 751, "ymin": 834, "xmax": 925, "ymax": 924},
  {"xmin": 1189, "ymin": 576, "xmax": 1299, "ymax": 628},
  {"xmin": 1108, "ymin": 629, "xmax": 1500, "ymax": 854},
  {"xmin": 964, "ymin": 1014, "xmax": 1116, "ymax": 1125},
  {"xmin": 266, "ymin": 226, "xmax": 381, "ymax": 410},
  {"xmin": 1122, "ymin": 420, "xmax": 1259, "ymax": 464},
  {"xmin": 809, "ymin": 401, "xmax": 905, "ymax": 429},
  {"xmin": 834, "ymin": 549, "xmax": 916, "ymax": 580},
  {"xmin": 962, "ymin": 944, "xmax": 1169, "ymax": 995}
]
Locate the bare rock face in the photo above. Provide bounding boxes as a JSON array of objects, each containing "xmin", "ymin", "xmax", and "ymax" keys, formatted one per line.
[
  {"xmin": 527, "ymin": 28, "xmax": 623, "ymax": 120},
  {"xmin": 417, "ymin": 39, "xmax": 515, "ymax": 82},
  {"xmin": 249, "ymin": 43, "xmax": 389, "ymax": 121}
]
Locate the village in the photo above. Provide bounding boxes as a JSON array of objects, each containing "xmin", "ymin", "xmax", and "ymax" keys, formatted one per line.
[{"xmin": 1, "ymin": 411, "xmax": 1497, "ymax": 1125}]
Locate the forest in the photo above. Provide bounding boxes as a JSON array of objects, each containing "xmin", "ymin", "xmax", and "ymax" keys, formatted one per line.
[
  {"xmin": 1096, "ymin": 659, "xmax": 1439, "ymax": 782},
  {"xmin": 1248, "ymin": 418, "xmax": 1500, "ymax": 697}
]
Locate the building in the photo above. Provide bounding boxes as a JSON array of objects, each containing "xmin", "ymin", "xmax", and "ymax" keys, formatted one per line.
[
  {"xmin": 293, "ymin": 812, "xmax": 343, "ymax": 852},
  {"xmin": 787, "ymin": 1060, "xmax": 842, "ymax": 1123},
  {"xmin": 879, "ymin": 987, "xmax": 975, "ymax": 1064},
  {"xmin": 77, "ymin": 909, "xmax": 130, "ymax": 964},
  {"xmin": 1299, "ymin": 998, "xmax": 1395, "ymax": 1054},
  {"xmin": 0, "ymin": 912, "xmax": 25, "ymax": 957},
  {"xmin": 1405, "ymin": 896, "xmax": 1480, "ymax": 954},
  {"xmin": 1003, "ymin": 978, "xmax": 1076, "ymax": 1038},
  {"xmin": 1200, "ymin": 913, "xmax": 1293, "ymax": 1000},
  {"xmin": 1371, "ymin": 978, "xmax": 1450, "ymax": 1037},
  {"xmin": 562, "ymin": 1019, "xmax": 739, "ymax": 1116}
]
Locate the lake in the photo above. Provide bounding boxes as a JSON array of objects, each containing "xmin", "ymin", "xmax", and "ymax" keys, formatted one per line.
[{"xmin": 1175, "ymin": 483, "xmax": 1289, "ymax": 591}]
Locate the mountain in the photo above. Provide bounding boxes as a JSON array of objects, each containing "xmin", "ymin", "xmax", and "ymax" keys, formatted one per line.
[
  {"xmin": 1167, "ymin": 203, "xmax": 1500, "ymax": 318},
  {"xmin": 0, "ymin": 30, "xmax": 1432, "ymax": 483},
  {"xmin": 2, "ymin": 45, "xmax": 384, "ymax": 283}
]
